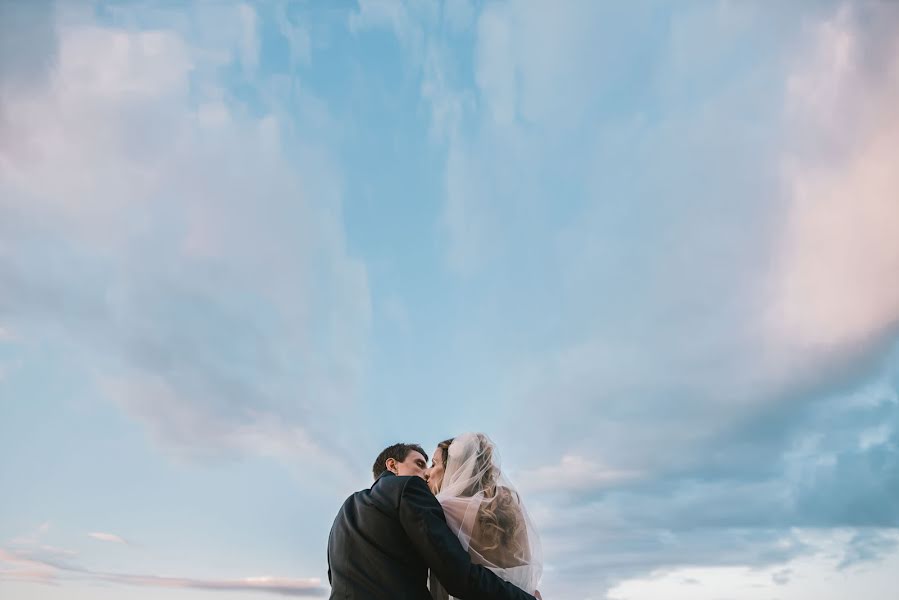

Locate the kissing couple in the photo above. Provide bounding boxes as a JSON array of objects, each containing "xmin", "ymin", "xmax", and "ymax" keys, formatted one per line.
[{"xmin": 327, "ymin": 432, "xmax": 544, "ymax": 600}]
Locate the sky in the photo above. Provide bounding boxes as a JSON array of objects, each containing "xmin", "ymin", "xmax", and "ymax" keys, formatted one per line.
[{"xmin": 1, "ymin": 0, "xmax": 898, "ymax": 599}]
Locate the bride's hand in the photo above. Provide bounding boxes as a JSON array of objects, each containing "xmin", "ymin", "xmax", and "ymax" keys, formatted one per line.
[{"xmin": 534, "ymin": 590, "xmax": 543, "ymax": 600}]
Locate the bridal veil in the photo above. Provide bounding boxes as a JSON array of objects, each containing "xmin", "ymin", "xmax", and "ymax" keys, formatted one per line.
[{"xmin": 433, "ymin": 432, "xmax": 542, "ymax": 597}]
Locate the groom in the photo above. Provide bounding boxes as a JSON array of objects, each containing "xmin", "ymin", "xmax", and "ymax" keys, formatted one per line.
[{"xmin": 327, "ymin": 442, "xmax": 538, "ymax": 600}]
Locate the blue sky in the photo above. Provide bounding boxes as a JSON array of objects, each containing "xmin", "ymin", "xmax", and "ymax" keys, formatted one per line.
[{"xmin": 1, "ymin": 1, "xmax": 898, "ymax": 599}]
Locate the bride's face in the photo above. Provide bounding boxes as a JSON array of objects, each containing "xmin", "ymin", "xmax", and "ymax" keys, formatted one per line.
[{"xmin": 427, "ymin": 447, "xmax": 446, "ymax": 494}]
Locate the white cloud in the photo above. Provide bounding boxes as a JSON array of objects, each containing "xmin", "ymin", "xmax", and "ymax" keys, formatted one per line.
[
  {"xmin": 474, "ymin": 1, "xmax": 645, "ymax": 130},
  {"xmin": 421, "ymin": 43, "xmax": 473, "ymax": 142},
  {"xmin": 237, "ymin": 3, "xmax": 259, "ymax": 72},
  {"xmin": 518, "ymin": 454, "xmax": 642, "ymax": 495},
  {"xmin": 100, "ymin": 373, "xmax": 360, "ymax": 488},
  {"xmin": 88, "ymin": 532, "xmax": 128, "ymax": 545},
  {"xmin": 442, "ymin": 138, "xmax": 491, "ymax": 273},
  {"xmin": 349, "ymin": 0, "xmax": 431, "ymax": 59},
  {"xmin": 0, "ymin": 12, "xmax": 371, "ymax": 471},
  {"xmin": 0, "ymin": 25, "xmax": 193, "ymax": 238},
  {"xmin": 276, "ymin": 3, "xmax": 311, "ymax": 68},
  {"xmin": 475, "ymin": 4, "xmax": 517, "ymax": 126},
  {"xmin": 7, "ymin": 522, "xmax": 52, "ymax": 545},
  {"xmin": 607, "ymin": 530, "xmax": 899, "ymax": 600}
]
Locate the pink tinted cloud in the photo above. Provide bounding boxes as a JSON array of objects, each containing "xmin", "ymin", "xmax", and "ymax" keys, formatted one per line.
[
  {"xmin": 0, "ymin": 548, "xmax": 57, "ymax": 585},
  {"xmin": 0, "ymin": 545, "xmax": 326, "ymax": 596},
  {"xmin": 765, "ymin": 4, "xmax": 899, "ymax": 360}
]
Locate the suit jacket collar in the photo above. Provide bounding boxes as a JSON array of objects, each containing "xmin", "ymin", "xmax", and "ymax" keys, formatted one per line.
[{"xmin": 373, "ymin": 470, "xmax": 396, "ymax": 487}]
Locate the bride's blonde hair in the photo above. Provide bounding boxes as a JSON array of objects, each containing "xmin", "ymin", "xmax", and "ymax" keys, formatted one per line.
[{"xmin": 440, "ymin": 434, "xmax": 526, "ymax": 557}]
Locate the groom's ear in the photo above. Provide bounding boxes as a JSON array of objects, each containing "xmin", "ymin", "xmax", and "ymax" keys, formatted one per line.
[{"xmin": 384, "ymin": 457, "xmax": 398, "ymax": 474}]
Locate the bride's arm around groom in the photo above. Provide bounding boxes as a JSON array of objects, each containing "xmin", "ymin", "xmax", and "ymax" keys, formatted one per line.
[{"xmin": 400, "ymin": 474, "xmax": 537, "ymax": 599}]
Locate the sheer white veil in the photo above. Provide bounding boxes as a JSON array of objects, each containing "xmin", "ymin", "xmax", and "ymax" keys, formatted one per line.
[{"xmin": 432, "ymin": 433, "xmax": 542, "ymax": 597}]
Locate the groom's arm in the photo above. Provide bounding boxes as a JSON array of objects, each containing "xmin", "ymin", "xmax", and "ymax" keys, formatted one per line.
[{"xmin": 398, "ymin": 476, "xmax": 537, "ymax": 600}]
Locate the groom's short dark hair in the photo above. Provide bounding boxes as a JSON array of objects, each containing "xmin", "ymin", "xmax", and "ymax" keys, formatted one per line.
[{"xmin": 372, "ymin": 443, "xmax": 428, "ymax": 479}]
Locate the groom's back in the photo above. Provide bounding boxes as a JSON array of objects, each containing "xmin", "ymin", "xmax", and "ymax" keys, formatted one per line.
[{"xmin": 327, "ymin": 473, "xmax": 431, "ymax": 599}]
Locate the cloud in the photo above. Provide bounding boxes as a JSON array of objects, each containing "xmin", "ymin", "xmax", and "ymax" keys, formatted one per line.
[
  {"xmin": 0, "ymin": 545, "xmax": 326, "ymax": 596},
  {"xmin": 0, "ymin": 548, "xmax": 58, "ymax": 585},
  {"xmin": 4, "ymin": 2, "xmax": 898, "ymax": 599},
  {"xmin": 88, "ymin": 532, "xmax": 128, "ymax": 545},
  {"xmin": 354, "ymin": 5, "xmax": 899, "ymax": 587},
  {"xmin": 605, "ymin": 530, "xmax": 899, "ymax": 600},
  {"xmin": 348, "ymin": 0, "xmax": 433, "ymax": 57},
  {"xmin": 451, "ymin": 0, "xmax": 899, "ymax": 461},
  {"xmin": 441, "ymin": 138, "xmax": 493, "ymax": 273},
  {"xmin": 443, "ymin": 0, "xmax": 474, "ymax": 33},
  {"xmin": 764, "ymin": 4, "xmax": 899, "ymax": 359},
  {"xmin": 8, "ymin": 522, "xmax": 53, "ymax": 546},
  {"xmin": 421, "ymin": 42, "xmax": 473, "ymax": 143},
  {"xmin": 275, "ymin": 3, "xmax": 311, "ymax": 68},
  {"xmin": 386, "ymin": 1, "xmax": 899, "ymax": 595},
  {"xmin": 101, "ymin": 573, "xmax": 325, "ymax": 596},
  {"xmin": 0, "ymin": 1, "xmax": 57, "ymax": 96},
  {"xmin": 2, "ymin": 533, "xmax": 324, "ymax": 596},
  {"xmin": 771, "ymin": 568, "xmax": 792, "ymax": 585},
  {"xmin": 513, "ymin": 355, "xmax": 899, "ymax": 598},
  {"xmin": 237, "ymin": 4, "xmax": 259, "ymax": 72},
  {"xmin": 474, "ymin": 3, "xmax": 517, "ymax": 126},
  {"xmin": 838, "ymin": 529, "xmax": 899, "ymax": 570},
  {"xmin": 517, "ymin": 454, "xmax": 642, "ymax": 495},
  {"xmin": 0, "ymin": 6, "xmax": 371, "ymax": 473},
  {"xmin": 100, "ymin": 373, "xmax": 359, "ymax": 488}
]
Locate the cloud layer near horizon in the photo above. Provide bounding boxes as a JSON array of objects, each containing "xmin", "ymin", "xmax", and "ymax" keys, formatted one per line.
[{"xmin": 0, "ymin": 544, "xmax": 326, "ymax": 597}]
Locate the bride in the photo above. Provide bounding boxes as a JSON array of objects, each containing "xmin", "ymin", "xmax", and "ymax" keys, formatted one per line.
[{"xmin": 427, "ymin": 433, "xmax": 543, "ymax": 600}]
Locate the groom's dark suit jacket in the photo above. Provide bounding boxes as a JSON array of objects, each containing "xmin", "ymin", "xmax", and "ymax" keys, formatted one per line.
[{"xmin": 327, "ymin": 471, "xmax": 536, "ymax": 600}]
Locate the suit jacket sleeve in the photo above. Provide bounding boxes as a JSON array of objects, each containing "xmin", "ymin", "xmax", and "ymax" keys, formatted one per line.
[{"xmin": 398, "ymin": 476, "xmax": 537, "ymax": 600}]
